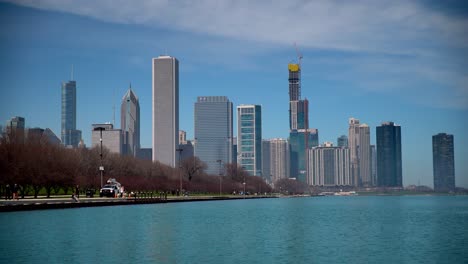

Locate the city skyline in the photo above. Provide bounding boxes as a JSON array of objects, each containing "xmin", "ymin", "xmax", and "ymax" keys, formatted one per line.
[{"xmin": 0, "ymin": 1, "xmax": 467, "ymax": 188}]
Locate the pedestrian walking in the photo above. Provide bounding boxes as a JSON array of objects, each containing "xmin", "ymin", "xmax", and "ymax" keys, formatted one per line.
[
  {"xmin": 12, "ymin": 184, "xmax": 18, "ymax": 200},
  {"xmin": 75, "ymin": 185, "xmax": 80, "ymax": 199}
]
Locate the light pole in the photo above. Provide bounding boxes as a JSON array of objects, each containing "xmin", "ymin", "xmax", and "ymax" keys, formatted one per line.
[
  {"xmin": 242, "ymin": 166, "xmax": 246, "ymax": 197},
  {"xmin": 176, "ymin": 148, "xmax": 183, "ymax": 194},
  {"xmin": 217, "ymin": 159, "xmax": 222, "ymax": 196},
  {"xmin": 95, "ymin": 127, "xmax": 105, "ymax": 188}
]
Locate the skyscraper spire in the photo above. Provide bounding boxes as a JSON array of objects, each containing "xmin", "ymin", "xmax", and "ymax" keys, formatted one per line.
[{"xmin": 71, "ymin": 64, "xmax": 74, "ymax": 81}]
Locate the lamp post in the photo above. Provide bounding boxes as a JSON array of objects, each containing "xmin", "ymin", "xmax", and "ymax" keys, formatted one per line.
[
  {"xmin": 176, "ymin": 148, "xmax": 183, "ymax": 194},
  {"xmin": 96, "ymin": 127, "xmax": 105, "ymax": 188},
  {"xmin": 242, "ymin": 166, "xmax": 246, "ymax": 197},
  {"xmin": 217, "ymin": 159, "xmax": 222, "ymax": 196}
]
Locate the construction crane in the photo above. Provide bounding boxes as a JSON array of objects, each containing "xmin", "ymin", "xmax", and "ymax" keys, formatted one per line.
[{"xmin": 294, "ymin": 42, "xmax": 303, "ymax": 67}]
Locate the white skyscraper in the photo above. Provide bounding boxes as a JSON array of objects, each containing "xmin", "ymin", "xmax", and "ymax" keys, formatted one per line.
[
  {"xmin": 348, "ymin": 117, "xmax": 360, "ymax": 186},
  {"xmin": 307, "ymin": 144, "xmax": 351, "ymax": 186},
  {"xmin": 269, "ymin": 138, "xmax": 289, "ymax": 183},
  {"xmin": 152, "ymin": 55, "xmax": 179, "ymax": 167}
]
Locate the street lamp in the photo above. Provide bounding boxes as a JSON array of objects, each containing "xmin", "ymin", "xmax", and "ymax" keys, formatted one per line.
[
  {"xmin": 217, "ymin": 159, "xmax": 222, "ymax": 196},
  {"xmin": 94, "ymin": 126, "xmax": 105, "ymax": 188},
  {"xmin": 176, "ymin": 148, "xmax": 183, "ymax": 195},
  {"xmin": 242, "ymin": 166, "xmax": 246, "ymax": 197}
]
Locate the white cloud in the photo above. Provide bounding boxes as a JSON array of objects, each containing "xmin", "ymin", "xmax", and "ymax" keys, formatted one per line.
[{"xmin": 5, "ymin": 0, "xmax": 468, "ymax": 109}]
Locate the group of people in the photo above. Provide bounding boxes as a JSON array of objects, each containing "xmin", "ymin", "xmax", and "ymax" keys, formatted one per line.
[{"xmin": 4, "ymin": 184, "xmax": 19, "ymax": 200}]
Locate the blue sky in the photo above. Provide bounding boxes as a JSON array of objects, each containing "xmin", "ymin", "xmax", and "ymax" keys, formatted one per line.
[{"xmin": 0, "ymin": 0, "xmax": 467, "ymax": 187}]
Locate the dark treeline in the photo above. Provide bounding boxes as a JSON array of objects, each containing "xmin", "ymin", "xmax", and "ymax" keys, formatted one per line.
[{"xmin": 0, "ymin": 133, "xmax": 272, "ymax": 198}]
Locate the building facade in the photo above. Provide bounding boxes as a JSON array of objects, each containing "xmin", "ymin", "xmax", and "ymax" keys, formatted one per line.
[
  {"xmin": 358, "ymin": 124, "xmax": 371, "ymax": 186},
  {"xmin": 5, "ymin": 116, "xmax": 25, "ymax": 142},
  {"xmin": 348, "ymin": 117, "xmax": 360, "ymax": 186},
  {"xmin": 307, "ymin": 143, "xmax": 351, "ymax": 186},
  {"xmin": 376, "ymin": 122, "xmax": 402, "ymax": 188},
  {"xmin": 92, "ymin": 123, "xmax": 123, "ymax": 154},
  {"xmin": 262, "ymin": 140, "xmax": 271, "ymax": 182},
  {"xmin": 61, "ymin": 80, "xmax": 81, "ymax": 147},
  {"xmin": 432, "ymin": 133, "xmax": 455, "ymax": 192},
  {"xmin": 337, "ymin": 135, "xmax": 348, "ymax": 148},
  {"xmin": 152, "ymin": 55, "xmax": 179, "ymax": 167},
  {"xmin": 269, "ymin": 138, "xmax": 289, "ymax": 183},
  {"xmin": 121, "ymin": 87, "xmax": 140, "ymax": 157},
  {"xmin": 370, "ymin": 145, "xmax": 377, "ymax": 186},
  {"xmin": 194, "ymin": 96, "xmax": 233, "ymax": 175},
  {"xmin": 237, "ymin": 105, "xmax": 262, "ymax": 176}
]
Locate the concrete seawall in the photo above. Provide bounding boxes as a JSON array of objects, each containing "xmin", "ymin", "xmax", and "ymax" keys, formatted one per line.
[{"xmin": 0, "ymin": 196, "xmax": 277, "ymax": 212}]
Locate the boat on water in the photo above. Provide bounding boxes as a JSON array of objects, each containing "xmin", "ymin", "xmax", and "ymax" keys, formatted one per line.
[{"xmin": 334, "ymin": 191, "xmax": 358, "ymax": 196}]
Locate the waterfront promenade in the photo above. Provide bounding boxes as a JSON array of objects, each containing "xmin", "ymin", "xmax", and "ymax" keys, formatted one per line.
[{"xmin": 0, "ymin": 194, "xmax": 276, "ymax": 212}]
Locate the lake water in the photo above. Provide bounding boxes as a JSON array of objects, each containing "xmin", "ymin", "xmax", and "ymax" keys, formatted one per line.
[{"xmin": 1, "ymin": 196, "xmax": 467, "ymax": 263}]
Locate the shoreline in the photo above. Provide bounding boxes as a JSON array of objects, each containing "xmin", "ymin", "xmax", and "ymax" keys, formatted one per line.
[{"xmin": 0, "ymin": 195, "xmax": 277, "ymax": 213}]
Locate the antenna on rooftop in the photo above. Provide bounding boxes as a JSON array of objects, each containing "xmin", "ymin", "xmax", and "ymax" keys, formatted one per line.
[
  {"xmin": 71, "ymin": 64, "xmax": 74, "ymax": 81},
  {"xmin": 112, "ymin": 87, "xmax": 115, "ymax": 126}
]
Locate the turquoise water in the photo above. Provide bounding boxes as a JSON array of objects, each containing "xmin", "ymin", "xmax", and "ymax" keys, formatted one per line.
[{"xmin": 1, "ymin": 196, "xmax": 467, "ymax": 263}]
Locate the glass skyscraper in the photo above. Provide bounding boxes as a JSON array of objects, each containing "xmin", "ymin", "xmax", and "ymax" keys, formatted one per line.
[
  {"xmin": 61, "ymin": 80, "xmax": 81, "ymax": 147},
  {"xmin": 237, "ymin": 105, "xmax": 262, "ymax": 176},
  {"xmin": 152, "ymin": 55, "xmax": 179, "ymax": 167},
  {"xmin": 121, "ymin": 87, "xmax": 140, "ymax": 157},
  {"xmin": 432, "ymin": 133, "xmax": 455, "ymax": 192},
  {"xmin": 376, "ymin": 122, "xmax": 402, "ymax": 188},
  {"xmin": 194, "ymin": 96, "xmax": 233, "ymax": 175}
]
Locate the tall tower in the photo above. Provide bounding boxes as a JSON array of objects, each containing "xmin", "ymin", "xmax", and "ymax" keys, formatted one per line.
[
  {"xmin": 237, "ymin": 105, "xmax": 262, "ymax": 176},
  {"xmin": 432, "ymin": 133, "xmax": 455, "ymax": 192},
  {"xmin": 376, "ymin": 122, "xmax": 402, "ymax": 188},
  {"xmin": 288, "ymin": 61, "xmax": 310, "ymax": 182},
  {"xmin": 194, "ymin": 96, "xmax": 233, "ymax": 175},
  {"xmin": 121, "ymin": 86, "xmax": 140, "ymax": 157},
  {"xmin": 152, "ymin": 55, "xmax": 179, "ymax": 167},
  {"xmin": 358, "ymin": 124, "xmax": 371, "ymax": 186},
  {"xmin": 61, "ymin": 76, "xmax": 81, "ymax": 147},
  {"xmin": 269, "ymin": 138, "xmax": 290, "ymax": 183},
  {"xmin": 5, "ymin": 116, "xmax": 25, "ymax": 143},
  {"xmin": 348, "ymin": 117, "xmax": 360, "ymax": 186}
]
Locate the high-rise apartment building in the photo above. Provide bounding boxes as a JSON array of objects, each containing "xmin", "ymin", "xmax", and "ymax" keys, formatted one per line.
[
  {"xmin": 237, "ymin": 105, "xmax": 262, "ymax": 176},
  {"xmin": 194, "ymin": 96, "xmax": 233, "ymax": 175},
  {"xmin": 152, "ymin": 55, "xmax": 179, "ymax": 167},
  {"xmin": 121, "ymin": 87, "xmax": 140, "ymax": 157},
  {"xmin": 432, "ymin": 133, "xmax": 455, "ymax": 192},
  {"xmin": 348, "ymin": 117, "xmax": 360, "ymax": 186},
  {"xmin": 61, "ymin": 80, "xmax": 81, "ymax": 147},
  {"xmin": 262, "ymin": 140, "xmax": 271, "ymax": 182},
  {"xmin": 308, "ymin": 143, "xmax": 351, "ymax": 186},
  {"xmin": 376, "ymin": 122, "xmax": 402, "ymax": 188},
  {"xmin": 359, "ymin": 124, "xmax": 371, "ymax": 186},
  {"xmin": 269, "ymin": 138, "xmax": 289, "ymax": 183}
]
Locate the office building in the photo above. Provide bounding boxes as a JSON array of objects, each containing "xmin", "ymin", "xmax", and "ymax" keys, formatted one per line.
[
  {"xmin": 376, "ymin": 122, "xmax": 402, "ymax": 187},
  {"xmin": 152, "ymin": 55, "xmax": 179, "ymax": 167},
  {"xmin": 91, "ymin": 123, "xmax": 123, "ymax": 154},
  {"xmin": 359, "ymin": 124, "xmax": 371, "ymax": 187},
  {"xmin": 137, "ymin": 148, "xmax": 152, "ymax": 161},
  {"xmin": 5, "ymin": 116, "xmax": 25, "ymax": 142},
  {"xmin": 308, "ymin": 128, "xmax": 319, "ymax": 147},
  {"xmin": 179, "ymin": 130, "xmax": 187, "ymax": 145},
  {"xmin": 61, "ymin": 79, "xmax": 81, "ymax": 147},
  {"xmin": 121, "ymin": 87, "xmax": 140, "ymax": 157},
  {"xmin": 433, "ymin": 133, "xmax": 455, "ymax": 192},
  {"xmin": 308, "ymin": 143, "xmax": 351, "ymax": 186},
  {"xmin": 237, "ymin": 105, "xmax": 262, "ymax": 176},
  {"xmin": 337, "ymin": 135, "xmax": 348, "ymax": 148},
  {"xmin": 27, "ymin": 128, "xmax": 61, "ymax": 145},
  {"xmin": 194, "ymin": 96, "xmax": 233, "ymax": 175}
]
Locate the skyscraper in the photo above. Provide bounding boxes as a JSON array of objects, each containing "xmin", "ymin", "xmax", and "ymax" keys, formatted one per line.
[
  {"xmin": 6, "ymin": 116, "xmax": 25, "ymax": 142},
  {"xmin": 179, "ymin": 130, "xmax": 187, "ymax": 145},
  {"xmin": 288, "ymin": 62, "xmax": 311, "ymax": 182},
  {"xmin": 308, "ymin": 143, "xmax": 351, "ymax": 186},
  {"xmin": 348, "ymin": 118, "xmax": 360, "ymax": 186},
  {"xmin": 432, "ymin": 133, "xmax": 455, "ymax": 192},
  {"xmin": 370, "ymin": 145, "xmax": 377, "ymax": 186},
  {"xmin": 237, "ymin": 105, "xmax": 262, "ymax": 176},
  {"xmin": 61, "ymin": 79, "xmax": 81, "ymax": 147},
  {"xmin": 91, "ymin": 123, "xmax": 123, "ymax": 154},
  {"xmin": 359, "ymin": 124, "xmax": 371, "ymax": 187},
  {"xmin": 269, "ymin": 138, "xmax": 289, "ymax": 183},
  {"xmin": 262, "ymin": 140, "xmax": 271, "ymax": 182},
  {"xmin": 194, "ymin": 96, "xmax": 233, "ymax": 175},
  {"xmin": 152, "ymin": 55, "xmax": 179, "ymax": 167},
  {"xmin": 337, "ymin": 135, "xmax": 348, "ymax": 148},
  {"xmin": 376, "ymin": 122, "xmax": 402, "ymax": 188},
  {"xmin": 121, "ymin": 86, "xmax": 140, "ymax": 157}
]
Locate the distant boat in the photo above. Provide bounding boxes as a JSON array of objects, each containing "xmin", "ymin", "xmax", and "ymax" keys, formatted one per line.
[{"xmin": 334, "ymin": 191, "xmax": 358, "ymax": 196}]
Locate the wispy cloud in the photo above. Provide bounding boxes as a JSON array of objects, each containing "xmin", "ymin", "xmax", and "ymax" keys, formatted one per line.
[{"xmin": 4, "ymin": 0, "xmax": 468, "ymax": 109}]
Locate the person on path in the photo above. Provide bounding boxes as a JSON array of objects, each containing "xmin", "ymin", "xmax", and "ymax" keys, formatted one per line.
[
  {"xmin": 75, "ymin": 185, "xmax": 80, "ymax": 199},
  {"xmin": 12, "ymin": 184, "xmax": 18, "ymax": 200}
]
